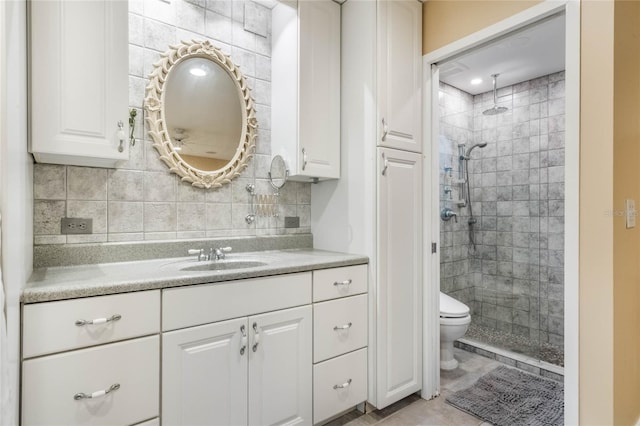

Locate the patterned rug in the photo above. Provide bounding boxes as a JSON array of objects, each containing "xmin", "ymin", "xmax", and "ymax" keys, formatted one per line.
[{"xmin": 446, "ymin": 366, "xmax": 564, "ymax": 426}]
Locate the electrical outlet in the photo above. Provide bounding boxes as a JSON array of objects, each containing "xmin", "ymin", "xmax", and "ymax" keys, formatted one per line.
[
  {"xmin": 61, "ymin": 218, "xmax": 93, "ymax": 234},
  {"xmin": 284, "ymin": 216, "xmax": 300, "ymax": 228}
]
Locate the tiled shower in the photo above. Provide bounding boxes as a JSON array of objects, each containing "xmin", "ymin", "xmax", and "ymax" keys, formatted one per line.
[{"xmin": 439, "ymin": 72, "xmax": 565, "ymax": 366}]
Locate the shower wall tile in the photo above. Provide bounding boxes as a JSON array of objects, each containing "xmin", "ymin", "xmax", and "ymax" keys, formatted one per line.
[
  {"xmin": 440, "ymin": 72, "xmax": 565, "ymax": 349},
  {"xmin": 33, "ymin": 1, "xmax": 310, "ymax": 245}
]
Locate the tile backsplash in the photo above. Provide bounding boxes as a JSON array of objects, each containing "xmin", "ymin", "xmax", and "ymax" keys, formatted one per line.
[{"xmin": 33, "ymin": 0, "xmax": 311, "ymax": 245}]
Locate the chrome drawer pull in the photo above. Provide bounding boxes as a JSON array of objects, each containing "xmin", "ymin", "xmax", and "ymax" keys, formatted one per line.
[
  {"xmin": 240, "ymin": 325, "xmax": 247, "ymax": 355},
  {"xmin": 75, "ymin": 314, "xmax": 122, "ymax": 326},
  {"xmin": 252, "ymin": 322, "xmax": 260, "ymax": 352},
  {"xmin": 333, "ymin": 379, "xmax": 352, "ymax": 390},
  {"xmin": 333, "ymin": 279, "xmax": 352, "ymax": 287},
  {"xmin": 381, "ymin": 118, "xmax": 388, "ymax": 141},
  {"xmin": 333, "ymin": 322, "xmax": 352, "ymax": 331},
  {"xmin": 74, "ymin": 383, "xmax": 120, "ymax": 400}
]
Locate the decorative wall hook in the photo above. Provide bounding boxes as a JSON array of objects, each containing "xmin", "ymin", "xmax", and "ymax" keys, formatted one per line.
[{"xmin": 129, "ymin": 109, "xmax": 137, "ymax": 146}]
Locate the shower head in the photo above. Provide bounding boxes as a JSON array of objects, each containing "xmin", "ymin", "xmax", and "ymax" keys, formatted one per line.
[
  {"xmin": 483, "ymin": 105, "xmax": 509, "ymax": 116},
  {"xmin": 483, "ymin": 74, "xmax": 508, "ymax": 116},
  {"xmin": 463, "ymin": 142, "xmax": 488, "ymax": 159}
]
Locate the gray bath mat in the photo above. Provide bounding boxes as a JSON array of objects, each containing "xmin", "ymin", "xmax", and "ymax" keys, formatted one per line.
[{"xmin": 446, "ymin": 366, "xmax": 563, "ymax": 426}]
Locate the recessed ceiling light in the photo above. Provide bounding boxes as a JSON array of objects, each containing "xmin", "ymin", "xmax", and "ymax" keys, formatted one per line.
[
  {"xmin": 190, "ymin": 68, "xmax": 206, "ymax": 77},
  {"xmin": 470, "ymin": 78, "xmax": 483, "ymax": 85}
]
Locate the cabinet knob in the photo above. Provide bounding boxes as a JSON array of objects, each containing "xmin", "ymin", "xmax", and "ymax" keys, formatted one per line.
[
  {"xmin": 333, "ymin": 279, "xmax": 352, "ymax": 287},
  {"xmin": 301, "ymin": 148, "xmax": 308, "ymax": 171}
]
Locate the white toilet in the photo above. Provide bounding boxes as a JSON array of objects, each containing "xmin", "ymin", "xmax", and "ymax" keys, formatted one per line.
[{"xmin": 439, "ymin": 292, "xmax": 471, "ymax": 370}]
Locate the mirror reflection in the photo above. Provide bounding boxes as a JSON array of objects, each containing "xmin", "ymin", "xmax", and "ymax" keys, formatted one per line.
[
  {"xmin": 269, "ymin": 155, "xmax": 289, "ymax": 190},
  {"xmin": 165, "ymin": 56, "xmax": 243, "ymax": 172}
]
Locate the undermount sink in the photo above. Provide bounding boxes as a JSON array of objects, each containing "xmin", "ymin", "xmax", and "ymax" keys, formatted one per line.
[{"xmin": 179, "ymin": 260, "xmax": 268, "ymax": 272}]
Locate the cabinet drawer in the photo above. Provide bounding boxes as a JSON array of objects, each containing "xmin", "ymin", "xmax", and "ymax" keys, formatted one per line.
[
  {"xmin": 163, "ymin": 272, "xmax": 312, "ymax": 331},
  {"xmin": 22, "ymin": 336, "xmax": 159, "ymax": 426},
  {"xmin": 313, "ymin": 294, "xmax": 367, "ymax": 362},
  {"xmin": 313, "ymin": 265, "xmax": 367, "ymax": 302},
  {"xmin": 23, "ymin": 290, "xmax": 160, "ymax": 358},
  {"xmin": 313, "ymin": 348, "xmax": 367, "ymax": 425}
]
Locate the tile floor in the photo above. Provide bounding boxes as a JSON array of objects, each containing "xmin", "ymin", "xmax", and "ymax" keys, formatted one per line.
[{"xmin": 326, "ymin": 348, "xmax": 501, "ymax": 426}]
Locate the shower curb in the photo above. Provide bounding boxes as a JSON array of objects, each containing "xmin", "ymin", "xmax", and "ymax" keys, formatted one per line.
[{"xmin": 455, "ymin": 338, "xmax": 564, "ymax": 382}]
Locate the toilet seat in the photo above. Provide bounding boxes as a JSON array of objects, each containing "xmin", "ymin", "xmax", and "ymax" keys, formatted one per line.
[{"xmin": 440, "ymin": 292, "xmax": 470, "ymax": 318}]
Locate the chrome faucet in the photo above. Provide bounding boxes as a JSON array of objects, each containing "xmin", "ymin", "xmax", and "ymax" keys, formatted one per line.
[
  {"xmin": 212, "ymin": 247, "xmax": 232, "ymax": 260},
  {"xmin": 188, "ymin": 246, "xmax": 232, "ymax": 261}
]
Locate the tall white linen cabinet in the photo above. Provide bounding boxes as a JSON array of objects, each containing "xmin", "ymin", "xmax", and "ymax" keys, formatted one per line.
[{"xmin": 311, "ymin": 0, "xmax": 423, "ymax": 410}]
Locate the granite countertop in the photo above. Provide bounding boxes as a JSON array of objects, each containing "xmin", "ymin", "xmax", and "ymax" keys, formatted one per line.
[{"xmin": 23, "ymin": 248, "xmax": 369, "ymax": 303}]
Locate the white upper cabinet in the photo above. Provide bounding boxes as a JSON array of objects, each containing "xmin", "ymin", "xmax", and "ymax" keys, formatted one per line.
[
  {"xmin": 377, "ymin": 0, "xmax": 422, "ymax": 153},
  {"xmin": 272, "ymin": 0, "xmax": 341, "ymax": 181},
  {"xmin": 30, "ymin": 0, "xmax": 129, "ymax": 168}
]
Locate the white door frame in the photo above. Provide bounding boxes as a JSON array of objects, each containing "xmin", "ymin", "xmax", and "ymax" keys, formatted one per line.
[{"xmin": 421, "ymin": 1, "xmax": 580, "ymax": 424}]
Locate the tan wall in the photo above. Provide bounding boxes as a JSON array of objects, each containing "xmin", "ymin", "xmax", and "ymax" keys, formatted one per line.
[
  {"xmin": 613, "ymin": 1, "xmax": 640, "ymax": 424},
  {"xmin": 580, "ymin": 1, "xmax": 615, "ymax": 423},
  {"xmin": 422, "ymin": 0, "xmax": 542, "ymax": 54},
  {"xmin": 423, "ymin": 0, "xmax": 640, "ymax": 423}
]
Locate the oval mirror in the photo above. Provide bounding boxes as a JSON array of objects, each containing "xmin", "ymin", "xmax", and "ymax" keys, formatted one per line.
[
  {"xmin": 145, "ymin": 40, "xmax": 257, "ymax": 188},
  {"xmin": 269, "ymin": 155, "xmax": 289, "ymax": 190}
]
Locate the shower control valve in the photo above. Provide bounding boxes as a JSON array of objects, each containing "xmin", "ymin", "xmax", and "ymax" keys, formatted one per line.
[{"xmin": 440, "ymin": 208, "xmax": 458, "ymax": 223}]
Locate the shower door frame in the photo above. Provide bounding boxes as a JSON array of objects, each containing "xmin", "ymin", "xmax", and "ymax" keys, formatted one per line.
[{"xmin": 420, "ymin": 1, "xmax": 580, "ymax": 424}]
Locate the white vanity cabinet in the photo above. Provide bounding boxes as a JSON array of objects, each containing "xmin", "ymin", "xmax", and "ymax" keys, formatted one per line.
[
  {"xmin": 162, "ymin": 273, "xmax": 313, "ymax": 426},
  {"xmin": 29, "ymin": 0, "xmax": 130, "ymax": 167},
  {"xmin": 21, "ymin": 291, "xmax": 161, "ymax": 426},
  {"xmin": 20, "ymin": 261, "xmax": 369, "ymax": 426},
  {"xmin": 312, "ymin": 265, "xmax": 368, "ymax": 425},
  {"xmin": 271, "ymin": 0, "xmax": 341, "ymax": 181}
]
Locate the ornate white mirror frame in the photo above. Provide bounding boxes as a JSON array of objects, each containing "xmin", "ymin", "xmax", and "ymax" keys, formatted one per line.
[{"xmin": 144, "ymin": 39, "xmax": 257, "ymax": 188}]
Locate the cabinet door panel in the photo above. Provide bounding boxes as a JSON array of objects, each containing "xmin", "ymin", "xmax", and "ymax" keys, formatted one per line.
[
  {"xmin": 248, "ymin": 306, "xmax": 312, "ymax": 426},
  {"xmin": 298, "ymin": 0, "xmax": 341, "ymax": 179},
  {"xmin": 162, "ymin": 318, "xmax": 248, "ymax": 426},
  {"xmin": 30, "ymin": 0, "xmax": 129, "ymax": 166},
  {"xmin": 377, "ymin": 0, "xmax": 422, "ymax": 153},
  {"xmin": 376, "ymin": 148, "xmax": 422, "ymax": 408}
]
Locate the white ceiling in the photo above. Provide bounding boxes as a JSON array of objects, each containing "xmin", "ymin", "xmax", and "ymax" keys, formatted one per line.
[{"xmin": 438, "ymin": 13, "xmax": 566, "ymax": 95}]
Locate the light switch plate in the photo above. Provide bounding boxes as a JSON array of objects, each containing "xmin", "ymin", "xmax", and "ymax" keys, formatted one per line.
[{"xmin": 626, "ymin": 199, "xmax": 636, "ymax": 229}]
